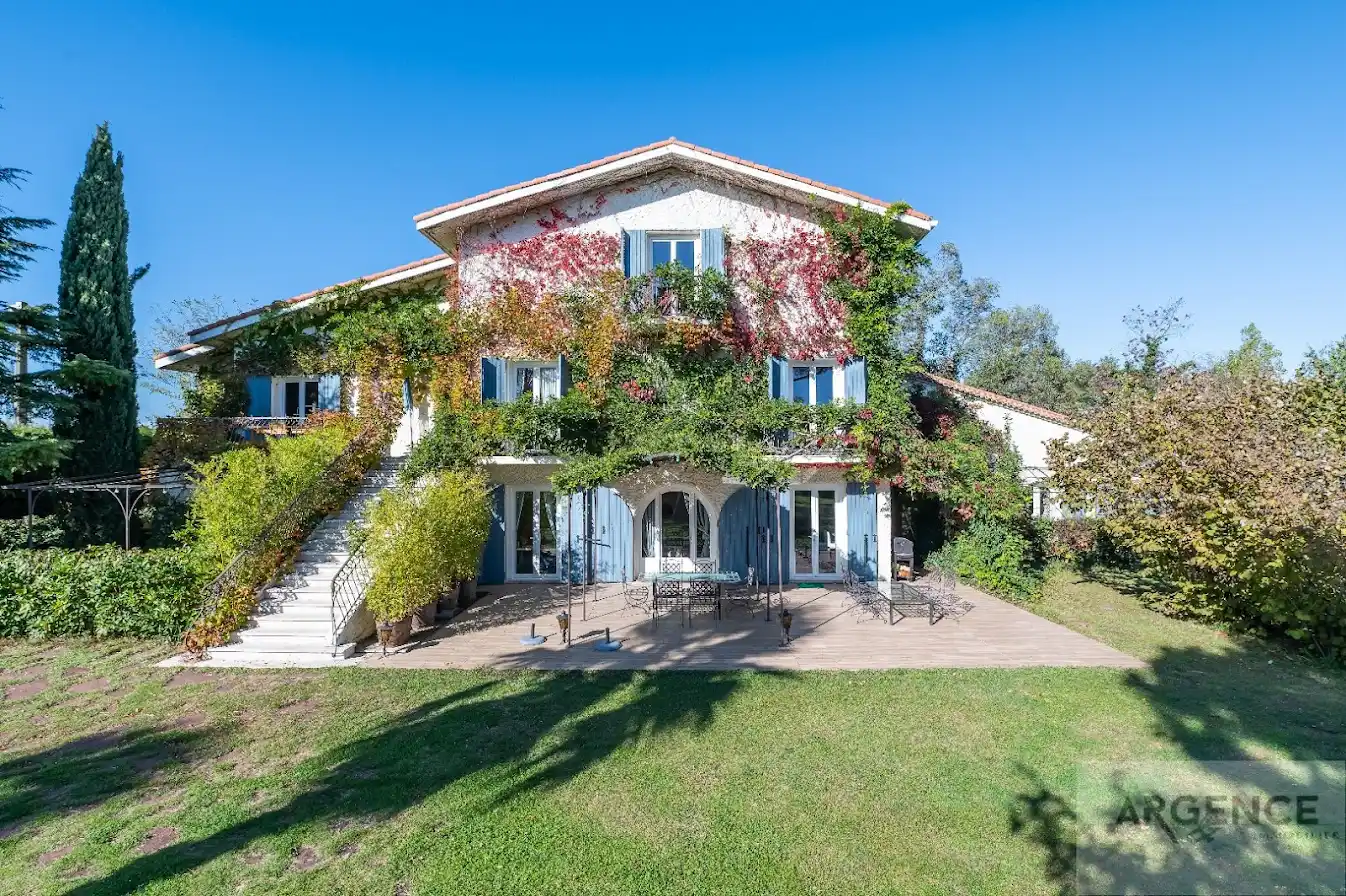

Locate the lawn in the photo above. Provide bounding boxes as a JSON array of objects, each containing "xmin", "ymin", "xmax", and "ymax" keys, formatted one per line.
[{"xmin": 1, "ymin": 572, "xmax": 1343, "ymax": 895}]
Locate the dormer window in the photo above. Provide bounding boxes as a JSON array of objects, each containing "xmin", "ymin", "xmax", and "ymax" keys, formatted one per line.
[
  {"xmin": 650, "ymin": 234, "xmax": 698, "ymax": 271},
  {"xmin": 509, "ymin": 361, "xmax": 560, "ymax": 403}
]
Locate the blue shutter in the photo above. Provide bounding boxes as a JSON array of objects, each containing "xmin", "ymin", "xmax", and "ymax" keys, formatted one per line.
[
  {"xmin": 768, "ymin": 357, "xmax": 788, "ymax": 400},
  {"xmin": 843, "ymin": 358, "xmax": 867, "ymax": 404},
  {"xmin": 625, "ymin": 230, "xmax": 650, "ymax": 277},
  {"xmin": 479, "ymin": 485, "xmax": 506, "ymax": 585},
  {"xmin": 402, "ymin": 379, "xmax": 413, "ymax": 412},
  {"xmin": 558, "ymin": 354, "xmax": 572, "ymax": 396},
  {"xmin": 481, "ymin": 357, "xmax": 504, "ymax": 402},
  {"xmin": 701, "ymin": 228, "xmax": 725, "ymax": 273},
  {"xmin": 245, "ymin": 376, "xmax": 272, "ymax": 416},
  {"xmin": 591, "ymin": 487, "xmax": 632, "ymax": 583},
  {"xmin": 846, "ymin": 482, "xmax": 878, "ymax": 581},
  {"xmin": 317, "ymin": 375, "xmax": 341, "ymax": 411}
]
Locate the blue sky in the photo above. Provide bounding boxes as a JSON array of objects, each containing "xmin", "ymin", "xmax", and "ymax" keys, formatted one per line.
[{"xmin": 2, "ymin": 0, "xmax": 1343, "ymax": 418}]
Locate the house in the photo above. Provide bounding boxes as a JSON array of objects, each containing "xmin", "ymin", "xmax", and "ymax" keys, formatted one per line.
[{"xmin": 157, "ymin": 139, "xmax": 1068, "ymax": 612}]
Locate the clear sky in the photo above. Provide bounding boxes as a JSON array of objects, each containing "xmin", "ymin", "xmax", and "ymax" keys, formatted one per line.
[{"xmin": 2, "ymin": 0, "xmax": 1343, "ymax": 418}]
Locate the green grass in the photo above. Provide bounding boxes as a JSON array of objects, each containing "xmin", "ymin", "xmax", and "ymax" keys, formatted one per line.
[{"xmin": 1, "ymin": 573, "xmax": 1344, "ymax": 895}]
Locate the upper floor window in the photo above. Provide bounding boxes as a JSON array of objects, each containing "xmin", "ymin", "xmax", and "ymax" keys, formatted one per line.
[
  {"xmin": 510, "ymin": 361, "xmax": 560, "ymax": 403},
  {"xmin": 276, "ymin": 377, "xmax": 321, "ymax": 419},
  {"xmin": 650, "ymin": 234, "xmax": 698, "ymax": 271},
  {"xmin": 791, "ymin": 362, "xmax": 838, "ymax": 406}
]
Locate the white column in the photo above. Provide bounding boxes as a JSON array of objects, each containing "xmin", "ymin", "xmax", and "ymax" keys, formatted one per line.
[{"xmin": 876, "ymin": 481, "xmax": 893, "ymax": 585}]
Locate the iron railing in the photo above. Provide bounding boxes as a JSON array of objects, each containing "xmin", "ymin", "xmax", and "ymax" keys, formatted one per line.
[
  {"xmin": 186, "ymin": 424, "xmax": 386, "ymax": 653},
  {"xmin": 330, "ymin": 537, "xmax": 372, "ymax": 655}
]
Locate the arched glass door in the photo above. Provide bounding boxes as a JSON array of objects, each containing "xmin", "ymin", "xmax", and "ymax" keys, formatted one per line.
[{"xmin": 640, "ymin": 490, "xmax": 713, "ymax": 576}]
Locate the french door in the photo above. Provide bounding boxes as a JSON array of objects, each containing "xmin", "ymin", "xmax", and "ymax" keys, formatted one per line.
[
  {"xmin": 792, "ymin": 488, "xmax": 841, "ymax": 578},
  {"xmin": 640, "ymin": 490, "xmax": 714, "ymax": 576},
  {"xmin": 511, "ymin": 488, "xmax": 559, "ymax": 579}
]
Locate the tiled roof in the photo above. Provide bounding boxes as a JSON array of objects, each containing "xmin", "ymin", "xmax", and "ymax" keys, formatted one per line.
[
  {"xmin": 922, "ymin": 373, "xmax": 1077, "ymax": 426},
  {"xmin": 413, "ymin": 138, "xmax": 933, "ymax": 223},
  {"xmin": 181, "ymin": 253, "xmax": 451, "ymax": 340}
]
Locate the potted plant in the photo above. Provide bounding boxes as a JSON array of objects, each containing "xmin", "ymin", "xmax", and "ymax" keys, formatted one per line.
[{"xmin": 363, "ymin": 474, "xmax": 492, "ymax": 651}]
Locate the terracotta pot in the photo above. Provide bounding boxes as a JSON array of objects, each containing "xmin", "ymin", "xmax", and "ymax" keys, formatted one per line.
[
  {"xmin": 413, "ymin": 600, "xmax": 438, "ymax": 629},
  {"xmin": 377, "ymin": 615, "xmax": 413, "ymax": 650}
]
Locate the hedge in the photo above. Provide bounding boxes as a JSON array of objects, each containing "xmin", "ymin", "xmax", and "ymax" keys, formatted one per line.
[
  {"xmin": 0, "ymin": 547, "xmax": 208, "ymax": 640},
  {"xmin": 0, "ymin": 515, "xmax": 65, "ymax": 550}
]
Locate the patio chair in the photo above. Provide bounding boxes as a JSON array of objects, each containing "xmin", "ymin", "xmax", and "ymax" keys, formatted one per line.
[
  {"xmin": 687, "ymin": 559, "xmax": 722, "ymax": 623},
  {"xmin": 620, "ymin": 569, "xmax": 650, "ymax": 612},
  {"xmin": 917, "ymin": 567, "xmax": 974, "ymax": 625},
  {"xmin": 725, "ymin": 565, "xmax": 762, "ymax": 618},
  {"xmin": 842, "ymin": 568, "xmax": 889, "ymax": 621},
  {"xmin": 653, "ymin": 557, "xmax": 687, "ymax": 627}
]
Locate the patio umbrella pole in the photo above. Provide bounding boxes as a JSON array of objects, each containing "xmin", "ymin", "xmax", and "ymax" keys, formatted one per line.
[
  {"xmin": 565, "ymin": 503, "xmax": 573, "ymax": 642},
  {"xmin": 775, "ymin": 486, "xmax": 784, "ymax": 621}
]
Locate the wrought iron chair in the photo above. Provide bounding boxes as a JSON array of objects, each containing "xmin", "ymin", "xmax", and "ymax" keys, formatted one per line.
[
  {"xmin": 620, "ymin": 569, "xmax": 650, "ymax": 612},
  {"xmin": 918, "ymin": 567, "xmax": 974, "ymax": 625},
  {"xmin": 724, "ymin": 565, "xmax": 762, "ymax": 618},
  {"xmin": 687, "ymin": 558, "xmax": 722, "ymax": 623},
  {"xmin": 842, "ymin": 567, "xmax": 889, "ymax": 621},
  {"xmin": 653, "ymin": 557, "xmax": 687, "ymax": 627}
]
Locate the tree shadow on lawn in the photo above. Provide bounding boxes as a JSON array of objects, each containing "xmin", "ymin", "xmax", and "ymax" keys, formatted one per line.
[
  {"xmin": 0, "ymin": 723, "xmax": 226, "ymax": 837},
  {"xmin": 63, "ymin": 668, "xmax": 755, "ymax": 895},
  {"xmin": 1009, "ymin": 643, "xmax": 1346, "ymax": 895}
]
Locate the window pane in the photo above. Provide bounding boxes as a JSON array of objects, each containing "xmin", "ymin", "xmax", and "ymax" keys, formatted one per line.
[
  {"xmin": 792, "ymin": 367, "xmax": 810, "ymax": 404},
  {"xmin": 817, "ymin": 490, "xmax": 837, "ymax": 573},
  {"xmin": 539, "ymin": 492, "xmax": 557, "ymax": 575},
  {"xmin": 303, "ymin": 381, "xmax": 320, "ymax": 416},
  {"xmin": 651, "ymin": 239, "xmax": 671, "ymax": 268},
  {"xmin": 662, "ymin": 491, "xmax": 690, "ymax": 558},
  {"xmin": 516, "ymin": 366, "xmax": 534, "ymax": 401},
  {"xmin": 284, "ymin": 382, "xmax": 300, "ymax": 417},
  {"xmin": 539, "ymin": 366, "xmax": 560, "ymax": 401},
  {"xmin": 515, "ymin": 491, "xmax": 534, "ymax": 575},
  {"xmin": 674, "ymin": 240, "xmax": 695, "ymax": 269},
  {"xmin": 814, "ymin": 368, "xmax": 833, "ymax": 405},
  {"xmin": 695, "ymin": 500, "xmax": 711, "ymax": 559},
  {"xmin": 642, "ymin": 501, "xmax": 657, "ymax": 558},
  {"xmin": 794, "ymin": 491, "xmax": 813, "ymax": 575}
]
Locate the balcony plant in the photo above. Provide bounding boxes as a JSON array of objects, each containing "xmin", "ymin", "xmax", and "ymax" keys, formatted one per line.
[{"xmin": 363, "ymin": 470, "xmax": 492, "ymax": 647}]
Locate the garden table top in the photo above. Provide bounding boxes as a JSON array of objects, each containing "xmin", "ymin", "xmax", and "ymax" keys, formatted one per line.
[{"xmin": 648, "ymin": 571, "xmax": 742, "ymax": 584}]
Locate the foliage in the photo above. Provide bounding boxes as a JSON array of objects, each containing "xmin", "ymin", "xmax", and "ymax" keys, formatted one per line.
[
  {"xmin": 0, "ymin": 546, "xmax": 208, "ymax": 639},
  {"xmin": 921, "ymin": 242, "xmax": 1000, "ymax": 377},
  {"xmin": 0, "ymin": 514, "xmax": 65, "ymax": 550},
  {"xmin": 52, "ymin": 122, "xmax": 146, "ymax": 482},
  {"xmin": 1041, "ymin": 517, "xmax": 1136, "ymax": 570},
  {"xmin": 1049, "ymin": 368, "xmax": 1346, "ymax": 659},
  {"xmin": 1208, "ymin": 322, "xmax": 1284, "ymax": 380},
  {"xmin": 182, "ymin": 416, "xmax": 361, "ymax": 571},
  {"xmin": 363, "ymin": 470, "xmax": 492, "ymax": 622},
  {"xmin": 181, "ymin": 373, "xmax": 247, "ymax": 417},
  {"xmin": 0, "ymin": 151, "xmax": 54, "ymax": 284},
  {"xmin": 926, "ymin": 517, "xmax": 1043, "ymax": 602},
  {"xmin": 1121, "ymin": 298, "xmax": 1189, "ymax": 390}
]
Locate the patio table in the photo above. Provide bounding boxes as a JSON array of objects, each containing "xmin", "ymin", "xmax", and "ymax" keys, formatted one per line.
[{"xmin": 648, "ymin": 571, "xmax": 742, "ymax": 623}]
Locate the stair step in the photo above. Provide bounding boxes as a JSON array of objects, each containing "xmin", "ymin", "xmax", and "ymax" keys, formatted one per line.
[
  {"xmin": 254, "ymin": 603, "xmax": 332, "ymax": 622},
  {"xmin": 233, "ymin": 628, "xmax": 333, "ymax": 648}
]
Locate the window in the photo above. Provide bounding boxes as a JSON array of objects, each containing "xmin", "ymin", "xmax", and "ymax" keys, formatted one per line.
[
  {"xmin": 790, "ymin": 363, "xmax": 838, "ymax": 406},
  {"xmin": 641, "ymin": 489, "xmax": 714, "ymax": 575},
  {"xmin": 275, "ymin": 378, "xmax": 321, "ymax": 419},
  {"xmin": 650, "ymin": 234, "xmax": 699, "ymax": 308},
  {"xmin": 509, "ymin": 361, "xmax": 560, "ymax": 403}
]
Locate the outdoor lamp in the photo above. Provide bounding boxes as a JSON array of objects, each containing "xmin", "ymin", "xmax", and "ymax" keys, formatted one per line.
[
  {"xmin": 556, "ymin": 611, "xmax": 571, "ymax": 644},
  {"xmin": 780, "ymin": 607, "xmax": 794, "ymax": 644},
  {"xmin": 376, "ymin": 620, "xmax": 394, "ymax": 656}
]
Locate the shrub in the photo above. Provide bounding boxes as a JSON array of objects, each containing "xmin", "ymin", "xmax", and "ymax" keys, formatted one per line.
[
  {"xmin": 364, "ymin": 471, "xmax": 492, "ymax": 622},
  {"xmin": 0, "ymin": 546, "xmax": 208, "ymax": 639},
  {"xmin": 926, "ymin": 518, "xmax": 1043, "ymax": 602},
  {"xmin": 1050, "ymin": 370, "xmax": 1346, "ymax": 658},
  {"xmin": 183, "ymin": 417, "xmax": 360, "ymax": 571},
  {"xmin": 1043, "ymin": 518, "xmax": 1137, "ymax": 570},
  {"xmin": 0, "ymin": 515, "xmax": 65, "ymax": 550}
]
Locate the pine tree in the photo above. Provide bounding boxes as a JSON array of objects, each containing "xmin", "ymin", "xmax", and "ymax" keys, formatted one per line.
[{"xmin": 52, "ymin": 123, "xmax": 147, "ymax": 477}]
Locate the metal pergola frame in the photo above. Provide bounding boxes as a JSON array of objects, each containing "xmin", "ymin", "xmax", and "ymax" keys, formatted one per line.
[{"xmin": 0, "ymin": 467, "xmax": 191, "ymax": 549}]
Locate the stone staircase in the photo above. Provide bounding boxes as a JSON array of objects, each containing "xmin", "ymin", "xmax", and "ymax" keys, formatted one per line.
[{"xmin": 205, "ymin": 455, "xmax": 406, "ymax": 665}]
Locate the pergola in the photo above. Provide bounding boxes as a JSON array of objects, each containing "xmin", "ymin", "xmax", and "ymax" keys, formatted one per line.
[{"xmin": 0, "ymin": 467, "xmax": 192, "ymax": 549}]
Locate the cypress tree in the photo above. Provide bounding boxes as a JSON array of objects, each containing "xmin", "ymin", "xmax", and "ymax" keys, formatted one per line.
[{"xmin": 52, "ymin": 123, "xmax": 145, "ymax": 477}]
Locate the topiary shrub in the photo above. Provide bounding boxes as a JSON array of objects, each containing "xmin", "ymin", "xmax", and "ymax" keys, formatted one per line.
[
  {"xmin": 0, "ymin": 546, "xmax": 209, "ymax": 639},
  {"xmin": 926, "ymin": 518, "xmax": 1043, "ymax": 602},
  {"xmin": 364, "ymin": 471, "xmax": 492, "ymax": 623}
]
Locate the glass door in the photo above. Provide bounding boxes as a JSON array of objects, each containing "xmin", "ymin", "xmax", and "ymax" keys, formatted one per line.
[
  {"xmin": 512, "ymin": 488, "xmax": 558, "ymax": 579},
  {"xmin": 641, "ymin": 490, "xmax": 714, "ymax": 576},
  {"xmin": 792, "ymin": 488, "xmax": 840, "ymax": 578}
]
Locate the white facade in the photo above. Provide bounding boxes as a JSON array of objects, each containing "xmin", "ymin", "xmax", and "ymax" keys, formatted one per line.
[{"xmin": 955, "ymin": 397, "xmax": 1086, "ymax": 520}]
